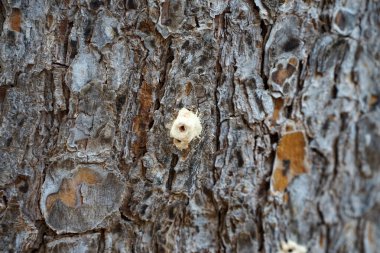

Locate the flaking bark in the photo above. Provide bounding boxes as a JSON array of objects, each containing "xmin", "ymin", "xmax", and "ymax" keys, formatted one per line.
[{"xmin": 0, "ymin": 0, "xmax": 379, "ymax": 252}]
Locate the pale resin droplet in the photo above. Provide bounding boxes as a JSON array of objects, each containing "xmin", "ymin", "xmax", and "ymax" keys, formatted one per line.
[{"xmin": 170, "ymin": 108, "xmax": 202, "ymax": 150}]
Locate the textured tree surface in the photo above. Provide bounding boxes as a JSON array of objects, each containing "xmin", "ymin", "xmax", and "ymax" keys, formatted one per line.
[{"xmin": 0, "ymin": 0, "xmax": 379, "ymax": 252}]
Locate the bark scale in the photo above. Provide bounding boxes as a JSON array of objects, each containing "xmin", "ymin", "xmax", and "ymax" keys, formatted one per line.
[{"xmin": 0, "ymin": 0, "xmax": 379, "ymax": 252}]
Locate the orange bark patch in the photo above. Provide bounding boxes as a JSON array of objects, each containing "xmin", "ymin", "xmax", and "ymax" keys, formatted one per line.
[
  {"xmin": 283, "ymin": 192, "xmax": 289, "ymax": 203},
  {"xmin": 139, "ymin": 82, "xmax": 153, "ymax": 112},
  {"xmin": 369, "ymin": 95, "xmax": 378, "ymax": 107},
  {"xmin": 273, "ymin": 98, "xmax": 284, "ymax": 122},
  {"xmin": 132, "ymin": 82, "xmax": 153, "ymax": 157},
  {"xmin": 46, "ymin": 168, "xmax": 101, "ymax": 210},
  {"xmin": 285, "ymin": 124, "xmax": 295, "ymax": 132},
  {"xmin": 185, "ymin": 82, "xmax": 192, "ymax": 96},
  {"xmin": 319, "ymin": 233, "xmax": 324, "ymax": 247},
  {"xmin": 271, "ymin": 64, "xmax": 296, "ymax": 85},
  {"xmin": 288, "ymin": 57, "xmax": 298, "ymax": 66},
  {"xmin": 10, "ymin": 9, "xmax": 22, "ymax": 32},
  {"xmin": 273, "ymin": 168, "xmax": 289, "ymax": 193},
  {"xmin": 272, "ymin": 131, "xmax": 309, "ymax": 192}
]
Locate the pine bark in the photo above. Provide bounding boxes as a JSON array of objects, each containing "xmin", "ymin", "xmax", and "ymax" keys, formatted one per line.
[{"xmin": 0, "ymin": 0, "xmax": 379, "ymax": 252}]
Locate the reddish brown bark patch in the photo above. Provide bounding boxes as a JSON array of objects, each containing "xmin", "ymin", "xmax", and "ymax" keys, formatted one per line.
[
  {"xmin": 10, "ymin": 9, "xmax": 21, "ymax": 32},
  {"xmin": 369, "ymin": 95, "xmax": 378, "ymax": 107},
  {"xmin": 132, "ymin": 81, "xmax": 153, "ymax": 158},
  {"xmin": 185, "ymin": 81, "xmax": 192, "ymax": 96},
  {"xmin": 271, "ymin": 63, "xmax": 296, "ymax": 85},
  {"xmin": 273, "ymin": 98, "xmax": 284, "ymax": 122}
]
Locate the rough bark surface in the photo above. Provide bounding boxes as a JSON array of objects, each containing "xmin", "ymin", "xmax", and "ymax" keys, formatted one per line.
[{"xmin": 0, "ymin": 0, "xmax": 379, "ymax": 252}]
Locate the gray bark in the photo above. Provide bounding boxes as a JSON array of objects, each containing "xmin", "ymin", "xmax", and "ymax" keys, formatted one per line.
[{"xmin": 0, "ymin": 0, "xmax": 379, "ymax": 252}]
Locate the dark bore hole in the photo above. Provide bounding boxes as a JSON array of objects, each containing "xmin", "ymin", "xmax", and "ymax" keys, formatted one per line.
[
  {"xmin": 179, "ymin": 125, "xmax": 186, "ymax": 132},
  {"xmin": 175, "ymin": 139, "xmax": 181, "ymax": 143}
]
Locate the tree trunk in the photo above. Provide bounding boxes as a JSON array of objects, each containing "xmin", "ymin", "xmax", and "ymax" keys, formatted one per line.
[{"xmin": 0, "ymin": 0, "xmax": 379, "ymax": 252}]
